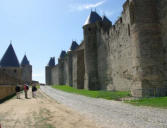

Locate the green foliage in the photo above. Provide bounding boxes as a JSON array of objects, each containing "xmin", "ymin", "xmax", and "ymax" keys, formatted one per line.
[
  {"xmin": 126, "ymin": 97, "xmax": 167, "ymax": 108},
  {"xmin": 52, "ymin": 85, "xmax": 130, "ymax": 100}
]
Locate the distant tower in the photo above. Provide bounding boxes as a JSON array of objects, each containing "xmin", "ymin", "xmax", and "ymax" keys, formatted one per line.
[
  {"xmin": 21, "ymin": 55, "xmax": 32, "ymax": 84},
  {"xmin": 58, "ymin": 51, "xmax": 66, "ymax": 85},
  {"xmin": 0, "ymin": 44, "xmax": 22, "ymax": 83},
  {"xmin": 69, "ymin": 41, "xmax": 79, "ymax": 51},
  {"xmin": 67, "ymin": 41, "xmax": 79, "ymax": 86},
  {"xmin": 45, "ymin": 57, "xmax": 55, "ymax": 85},
  {"xmin": 83, "ymin": 11, "xmax": 102, "ymax": 90}
]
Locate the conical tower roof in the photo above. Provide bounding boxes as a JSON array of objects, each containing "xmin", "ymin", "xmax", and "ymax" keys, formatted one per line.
[
  {"xmin": 59, "ymin": 51, "xmax": 66, "ymax": 59},
  {"xmin": 70, "ymin": 41, "xmax": 79, "ymax": 51},
  {"xmin": 84, "ymin": 11, "xmax": 102, "ymax": 26},
  {"xmin": 48, "ymin": 57, "xmax": 55, "ymax": 66},
  {"xmin": 21, "ymin": 55, "xmax": 30, "ymax": 66},
  {"xmin": 0, "ymin": 44, "xmax": 20, "ymax": 67},
  {"xmin": 102, "ymin": 15, "xmax": 111, "ymax": 24}
]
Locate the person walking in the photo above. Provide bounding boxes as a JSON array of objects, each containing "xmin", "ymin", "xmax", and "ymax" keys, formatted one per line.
[
  {"xmin": 32, "ymin": 84, "xmax": 37, "ymax": 98},
  {"xmin": 24, "ymin": 84, "xmax": 29, "ymax": 99},
  {"xmin": 15, "ymin": 84, "xmax": 21, "ymax": 99}
]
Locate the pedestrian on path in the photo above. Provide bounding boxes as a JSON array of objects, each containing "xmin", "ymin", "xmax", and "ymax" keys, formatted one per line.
[
  {"xmin": 24, "ymin": 84, "xmax": 29, "ymax": 99},
  {"xmin": 32, "ymin": 84, "xmax": 37, "ymax": 98},
  {"xmin": 15, "ymin": 84, "xmax": 21, "ymax": 99}
]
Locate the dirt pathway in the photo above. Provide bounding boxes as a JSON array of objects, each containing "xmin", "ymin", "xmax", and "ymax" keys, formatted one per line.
[{"xmin": 0, "ymin": 89, "xmax": 100, "ymax": 128}]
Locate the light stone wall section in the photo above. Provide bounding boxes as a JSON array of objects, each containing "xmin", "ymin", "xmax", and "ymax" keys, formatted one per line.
[
  {"xmin": 51, "ymin": 65, "xmax": 59, "ymax": 85},
  {"xmin": 21, "ymin": 65, "xmax": 32, "ymax": 84}
]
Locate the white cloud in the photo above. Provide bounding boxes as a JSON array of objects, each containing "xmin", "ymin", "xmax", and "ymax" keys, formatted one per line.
[{"xmin": 69, "ymin": 0, "xmax": 106, "ymax": 11}]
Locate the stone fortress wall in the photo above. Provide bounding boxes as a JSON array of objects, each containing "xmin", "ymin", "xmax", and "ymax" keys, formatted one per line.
[
  {"xmin": 0, "ymin": 44, "xmax": 32, "ymax": 100},
  {"xmin": 46, "ymin": 0, "xmax": 167, "ymax": 97}
]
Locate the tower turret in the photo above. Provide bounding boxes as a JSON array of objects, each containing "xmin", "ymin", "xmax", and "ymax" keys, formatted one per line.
[
  {"xmin": 0, "ymin": 44, "xmax": 20, "ymax": 67},
  {"xmin": 69, "ymin": 41, "xmax": 79, "ymax": 51},
  {"xmin": 0, "ymin": 43, "xmax": 21, "ymax": 83},
  {"xmin": 21, "ymin": 55, "xmax": 32, "ymax": 84},
  {"xmin": 83, "ymin": 11, "xmax": 102, "ymax": 90}
]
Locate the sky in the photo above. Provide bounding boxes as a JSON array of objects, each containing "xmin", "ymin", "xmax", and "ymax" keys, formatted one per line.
[{"xmin": 0, "ymin": 0, "xmax": 126, "ymax": 83}]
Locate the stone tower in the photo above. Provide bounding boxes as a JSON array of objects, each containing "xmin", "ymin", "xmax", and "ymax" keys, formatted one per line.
[
  {"xmin": 83, "ymin": 11, "xmax": 102, "ymax": 90},
  {"xmin": 0, "ymin": 44, "xmax": 22, "ymax": 82},
  {"xmin": 45, "ymin": 57, "xmax": 55, "ymax": 85},
  {"xmin": 21, "ymin": 55, "xmax": 32, "ymax": 84}
]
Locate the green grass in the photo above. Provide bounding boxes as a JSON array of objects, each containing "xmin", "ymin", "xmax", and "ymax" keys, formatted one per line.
[
  {"xmin": 126, "ymin": 97, "xmax": 167, "ymax": 108},
  {"xmin": 52, "ymin": 85, "xmax": 130, "ymax": 100},
  {"xmin": 37, "ymin": 85, "xmax": 40, "ymax": 89}
]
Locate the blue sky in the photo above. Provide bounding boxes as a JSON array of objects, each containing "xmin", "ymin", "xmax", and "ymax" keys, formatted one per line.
[{"xmin": 0, "ymin": 0, "xmax": 126, "ymax": 83}]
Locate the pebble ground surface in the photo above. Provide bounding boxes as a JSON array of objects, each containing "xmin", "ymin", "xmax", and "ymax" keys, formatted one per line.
[{"xmin": 41, "ymin": 86, "xmax": 167, "ymax": 128}]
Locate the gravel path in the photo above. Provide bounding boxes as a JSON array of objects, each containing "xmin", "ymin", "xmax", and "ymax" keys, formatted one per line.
[{"xmin": 41, "ymin": 86, "xmax": 167, "ymax": 128}]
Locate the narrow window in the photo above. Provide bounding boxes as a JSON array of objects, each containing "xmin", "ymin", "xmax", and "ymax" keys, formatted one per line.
[{"xmin": 128, "ymin": 24, "xmax": 130, "ymax": 36}]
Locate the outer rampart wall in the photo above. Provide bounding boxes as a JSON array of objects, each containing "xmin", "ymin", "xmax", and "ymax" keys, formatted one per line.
[{"xmin": 0, "ymin": 85, "xmax": 16, "ymax": 100}]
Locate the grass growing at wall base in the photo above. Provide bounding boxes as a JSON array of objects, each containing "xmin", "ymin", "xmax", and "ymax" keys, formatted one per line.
[
  {"xmin": 126, "ymin": 97, "xmax": 167, "ymax": 108},
  {"xmin": 52, "ymin": 85, "xmax": 130, "ymax": 100}
]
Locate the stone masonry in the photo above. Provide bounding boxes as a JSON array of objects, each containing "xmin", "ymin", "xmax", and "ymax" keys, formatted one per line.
[{"xmin": 46, "ymin": 0, "xmax": 167, "ymax": 97}]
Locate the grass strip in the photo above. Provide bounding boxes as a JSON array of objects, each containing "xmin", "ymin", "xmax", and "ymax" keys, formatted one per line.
[
  {"xmin": 52, "ymin": 85, "xmax": 130, "ymax": 100},
  {"xmin": 126, "ymin": 97, "xmax": 167, "ymax": 108}
]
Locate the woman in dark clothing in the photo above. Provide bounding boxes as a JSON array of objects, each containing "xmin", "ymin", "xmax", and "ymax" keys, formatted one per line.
[
  {"xmin": 15, "ymin": 85, "xmax": 21, "ymax": 99},
  {"xmin": 32, "ymin": 85, "xmax": 37, "ymax": 98}
]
